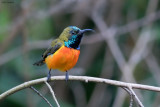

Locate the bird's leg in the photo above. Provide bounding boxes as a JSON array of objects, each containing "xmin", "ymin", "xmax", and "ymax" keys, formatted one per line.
[
  {"xmin": 47, "ymin": 69, "xmax": 51, "ymax": 82},
  {"xmin": 65, "ymin": 71, "xmax": 69, "ymax": 82}
]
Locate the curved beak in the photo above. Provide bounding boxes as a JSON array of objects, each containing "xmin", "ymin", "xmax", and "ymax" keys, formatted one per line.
[{"xmin": 79, "ymin": 29, "xmax": 94, "ymax": 35}]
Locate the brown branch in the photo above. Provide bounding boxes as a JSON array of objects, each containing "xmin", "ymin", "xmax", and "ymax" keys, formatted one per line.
[
  {"xmin": 30, "ymin": 86, "xmax": 53, "ymax": 107},
  {"xmin": 1, "ymin": 76, "xmax": 160, "ymax": 101},
  {"xmin": 122, "ymin": 86, "xmax": 144, "ymax": 107},
  {"xmin": 45, "ymin": 82, "xmax": 60, "ymax": 107},
  {"xmin": 122, "ymin": 87, "xmax": 134, "ymax": 107},
  {"xmin": 116, "ymin": 10, "xmax": 160, "ymax": 35},
  {"xmin": 128, "ymin": 86, "xmax": 144, "ymax": 107},
  {"xmin": 0, "ymin": 0, "xmax": 73, "ymax": 54}
]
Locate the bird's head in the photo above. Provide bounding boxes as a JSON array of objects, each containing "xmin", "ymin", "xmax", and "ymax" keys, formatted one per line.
[
  {"xmin": 60, "ymin": 26, "xmax": 93, "ymax": 39},
  {"xmin": 59, "ymin": 26, "xmax": 94, "ymax": 49}
]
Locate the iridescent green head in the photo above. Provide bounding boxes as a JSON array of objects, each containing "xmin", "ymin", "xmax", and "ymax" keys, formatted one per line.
[{"xmin": 59, "ymin": 26, "xmax": 93, "ymax": 49}]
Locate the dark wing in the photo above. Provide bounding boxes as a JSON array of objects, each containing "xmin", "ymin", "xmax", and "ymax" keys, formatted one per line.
[
  {"xmin": 42, "ymin": 42, "xmax": 62, "ymax": 59},
  {"xmin": 33, "ymin": 42, "xmax": 62, "ymax": 66}
]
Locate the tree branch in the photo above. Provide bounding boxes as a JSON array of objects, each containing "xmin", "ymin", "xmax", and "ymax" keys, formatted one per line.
[
  {"xmin": 122, "ymin": 87, "xmax": 134, "ymax": 107},
  {"xmin": 1, "ymin": 76, "xmax": 160, "ymax": 101},
  {"xmin": 30, "ymin": 86, "xmax": 53, "ymax": 107},
  {"xmin": 128, "ymin": 86, "xmax": 144, "ymax": 107},
  {"xmin": 45, "ymin": 82, "xmax": 60, "ymax": 107}
]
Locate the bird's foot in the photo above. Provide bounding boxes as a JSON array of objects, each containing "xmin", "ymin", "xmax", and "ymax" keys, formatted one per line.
[
  {"xmin": 65, "ymin": 71, "xmax": 69, "ymax": 82},
  {"xmin": 47, "ymin": 75, "xmax": 51, "ymax": 82},
  {"xmin": 47, "ymin": 69, "xmax": 51, "ymax": 82}
]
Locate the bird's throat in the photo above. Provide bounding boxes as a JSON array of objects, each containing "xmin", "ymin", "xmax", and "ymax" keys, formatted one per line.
[{"xmin": 65, "ymin": 34, "xmax": 83, "ymax": 49}]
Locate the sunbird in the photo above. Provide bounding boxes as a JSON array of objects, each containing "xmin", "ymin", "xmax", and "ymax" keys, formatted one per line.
[{"xmin": 33, "ymin": 26, "xmax": 93, "ymax": 81}]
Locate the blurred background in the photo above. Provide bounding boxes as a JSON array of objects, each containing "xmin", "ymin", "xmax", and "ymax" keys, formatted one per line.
[{"xmin": 0, "ymin": 0, "xmax": 160, "ymax": 107}]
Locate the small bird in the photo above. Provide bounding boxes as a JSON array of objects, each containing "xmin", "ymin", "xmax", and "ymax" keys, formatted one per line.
[{"xmin": 33, "ymin": 26, "xmax": 93, "ymax": 81}]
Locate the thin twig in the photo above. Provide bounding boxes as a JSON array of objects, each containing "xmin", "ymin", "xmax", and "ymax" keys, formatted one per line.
[
  {"xmin": 1, "ymin": 76, "xmax": 160, "ymax": 101},
  {"xmin": 30, "ymin": 86, "xmax": 53, "ymax": 107},
  {"xmin": 45, "ymin": 81, "xmax": 60, "ymax": 107},
  {"xmin": 128, "ymin": 86, "xmax": 144, "ymax": 107},
  {"xmin": 92, "ymin": 9, "xmax": 143, "ymax": 107},
  {"xmin": 116, "ymin": 10, "xmax": 160, "ymax": 35},
  {"xmin": 0, "ymin": 40, "xmax": 51, "ymax": 66},
  {"xmin": 87, "ymin": 47, "xmax": 113, "ymax": 107},
  {"xmin": 0, "ymin": 0, "xmax": 73, "ymax": 54},
  {"xmin": 122, "ymin": 87, "xmax": 133, "ymax": 107}
]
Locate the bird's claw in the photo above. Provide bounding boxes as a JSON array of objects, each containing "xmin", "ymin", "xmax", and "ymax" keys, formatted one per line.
[
  {"xmin": 47, "ymin": 69, "xmax": 51, "ymax": 82},
  {"xmin": 65, "ymin": 71, "xmax": 69, "ymax": 82}
]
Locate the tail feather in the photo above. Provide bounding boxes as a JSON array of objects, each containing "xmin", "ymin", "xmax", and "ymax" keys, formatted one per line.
[{"xmin": 33, "ymin": 59, "xmax": 45, "ymax": 66}]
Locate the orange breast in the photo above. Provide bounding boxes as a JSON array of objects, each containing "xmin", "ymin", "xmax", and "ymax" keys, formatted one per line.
[{"xmin": 45, "ymin": 46, "xmax": 80, "ymax": 72}]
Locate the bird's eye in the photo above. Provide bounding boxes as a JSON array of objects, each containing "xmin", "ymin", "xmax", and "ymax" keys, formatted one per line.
[
  {"xmin": 71, "ymin": 30, "xmax": 79, "ymax": 35},
  {"xmin": 71, "ymin": 31, "xmax": 76, "ymax": 35},
  {"xmin": 75, "ymin": 30, "xmax": 79, "ymax": 34}
]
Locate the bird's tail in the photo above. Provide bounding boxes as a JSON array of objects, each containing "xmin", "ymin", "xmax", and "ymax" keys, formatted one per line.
[{"xmin": 33, "ymin": 59, "xmax": 45, "ymax": 66}]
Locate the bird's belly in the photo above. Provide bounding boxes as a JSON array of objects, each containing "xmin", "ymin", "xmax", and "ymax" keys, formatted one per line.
[{"xmin": 45, "ymin": 46, "xmax": 80, "ymax": 71}]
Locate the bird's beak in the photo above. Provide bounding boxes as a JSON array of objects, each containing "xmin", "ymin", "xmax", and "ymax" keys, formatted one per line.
[{"xmin": 79, "ymin": 29, "xmax": 94, "ymax": 35}]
